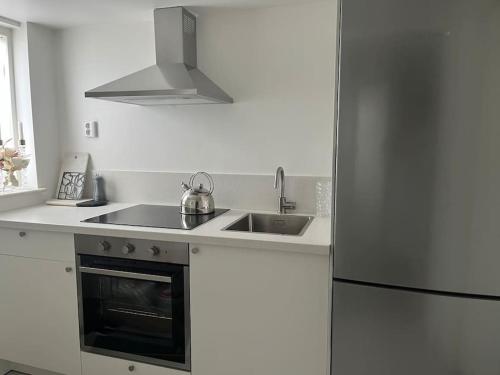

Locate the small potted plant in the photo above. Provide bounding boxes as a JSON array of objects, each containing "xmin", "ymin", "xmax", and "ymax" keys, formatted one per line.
[{"xmin": 0, "ymin": 142, "xmax": 30, "ymax": 189}]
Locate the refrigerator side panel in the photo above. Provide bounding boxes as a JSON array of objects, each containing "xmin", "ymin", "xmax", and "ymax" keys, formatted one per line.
[
  {"xmin": 334, "ymin": 0, "xmax": 500, "ymax": 295},
  {"xmin": 332, "ymin": 281, "xmax": 500, "ymax": 375}
]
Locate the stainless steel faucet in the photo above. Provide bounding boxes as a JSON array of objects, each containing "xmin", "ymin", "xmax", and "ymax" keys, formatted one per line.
[{"xmin": 274, "ymin": 167, "xmax": 296, "ymax": 214}]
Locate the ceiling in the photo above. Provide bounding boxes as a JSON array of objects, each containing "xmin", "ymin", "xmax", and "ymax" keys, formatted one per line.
[{"xmin": 0, "ymin": 0, "xmax": 327, "ymax": 28}]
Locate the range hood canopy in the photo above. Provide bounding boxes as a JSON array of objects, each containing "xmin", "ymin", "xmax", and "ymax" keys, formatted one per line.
[{"xmin": 85, "ymin": 7, "xmax": 233, "ymax": 105}]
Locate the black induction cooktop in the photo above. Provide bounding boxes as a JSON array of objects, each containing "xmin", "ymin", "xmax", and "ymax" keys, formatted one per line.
[{"xmin": 83, "ymin": 205, "xmax": 229, "ymax": 230}]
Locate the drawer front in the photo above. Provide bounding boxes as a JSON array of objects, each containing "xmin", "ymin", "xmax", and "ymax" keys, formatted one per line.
[
  {"xmin": 81, "ymin": 352, "xmax": 189, "ymax": 375},
  {"xmin": 0, "ymin": 227, "xmax": 74, "ymax": 262}
]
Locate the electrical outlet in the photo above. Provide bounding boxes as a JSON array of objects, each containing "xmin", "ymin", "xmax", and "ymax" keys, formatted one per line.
[{"xmin": 84, "ymin": 121, "xmax": 98, "ymax": 138}]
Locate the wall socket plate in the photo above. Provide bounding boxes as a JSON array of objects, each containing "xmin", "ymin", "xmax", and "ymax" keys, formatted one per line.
[{"xmin": 84, "ymin": 121, "xmax": 98, "ymax": 138}]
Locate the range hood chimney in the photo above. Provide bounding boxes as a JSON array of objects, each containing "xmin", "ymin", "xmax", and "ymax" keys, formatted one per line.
[{"xmin": 85, "ymin": 7, "xmax": 233, "ymax": 105}]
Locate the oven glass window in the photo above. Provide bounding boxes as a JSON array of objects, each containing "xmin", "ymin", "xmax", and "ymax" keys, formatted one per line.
[{"xmin": 79, "ymin": 256, "xmax": 187, "ymax": 367}]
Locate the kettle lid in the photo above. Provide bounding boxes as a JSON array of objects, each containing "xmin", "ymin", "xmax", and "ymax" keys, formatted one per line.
[{"xmin": 193, "ymin": 183, "xmax": 210, "ymax": 194}]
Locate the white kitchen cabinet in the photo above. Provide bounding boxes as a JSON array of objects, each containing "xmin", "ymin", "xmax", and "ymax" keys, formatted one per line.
[
  {"xmin": 189, "ymin": 244, "xmax": 330, "ymax": 375},
  {"xmin": 0, "ymin": 230, "xmax": 81, "ymax": 375},
  {"xmin": 81, "ymin": 352, "xmax": 188, "ymax": 375}
]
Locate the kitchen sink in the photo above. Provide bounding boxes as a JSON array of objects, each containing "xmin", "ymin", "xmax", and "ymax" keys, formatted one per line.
[{"xmin": 223, "ymin": 213, "xmax": 314, "ymax": 236}]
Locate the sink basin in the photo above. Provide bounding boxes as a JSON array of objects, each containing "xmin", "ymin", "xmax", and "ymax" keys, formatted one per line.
[{"xmin": 223, "ymin": 213, "xmax": 314, "ymax": 236}]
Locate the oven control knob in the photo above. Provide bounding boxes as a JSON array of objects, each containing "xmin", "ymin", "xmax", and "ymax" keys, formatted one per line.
[
  {"xmin": 122, "ymin": 243, "xmax": 135, "ymax": 255},
  {"xmin": 148, "ymin": 246, "xmax": 160, "ymax": 256},
  {"xmin": 98, "ymin": 240, "xmax": 111, "ymax": 252}
]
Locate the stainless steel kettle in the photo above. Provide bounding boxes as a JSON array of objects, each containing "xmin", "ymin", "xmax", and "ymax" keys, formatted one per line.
[{"xmin": 180, "ymin": 172, "xmax": 215, "ymax": 215}]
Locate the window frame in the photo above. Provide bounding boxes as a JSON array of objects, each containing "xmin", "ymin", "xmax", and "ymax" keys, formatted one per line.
[{"xmin": 0, "ymin": 25, "xmax": 18, "ymax": 146}]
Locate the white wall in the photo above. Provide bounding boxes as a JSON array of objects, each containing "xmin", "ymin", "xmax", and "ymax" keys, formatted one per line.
[
  {"xmin": 12, "ymin": 22, "xmax": 60, "ymax": 195},
  {"xmin": 12, "ymin": 22, "xmax": 38, "ymax": 188},
  {"xmin": 57, "ymin": 1, "xmax": 337, "ymax": 177},
  {"xmin": 25, "ymin": 23, "xmax": 61, "ymax": 195}
]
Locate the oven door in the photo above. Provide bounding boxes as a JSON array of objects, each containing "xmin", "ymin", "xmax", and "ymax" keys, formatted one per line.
[{"xmin": 77, "ymin": 255, "xmax": 190, "ymax": 371}]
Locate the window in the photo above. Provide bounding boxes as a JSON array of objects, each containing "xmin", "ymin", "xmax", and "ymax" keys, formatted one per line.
[{"xmin": 0, "ymin": 25, "xmax": 16, "ymax": 147}]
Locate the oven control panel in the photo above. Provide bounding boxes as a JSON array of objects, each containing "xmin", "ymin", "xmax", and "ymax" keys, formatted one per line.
[{"xmin": 74, "ymin": 235, "xmax": 189, "ymax": 265}]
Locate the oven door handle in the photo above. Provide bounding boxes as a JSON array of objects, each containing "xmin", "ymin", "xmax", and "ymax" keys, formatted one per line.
[{"xmin": 79, "ymin": 266, "xmax": 172, "ymax": 283}]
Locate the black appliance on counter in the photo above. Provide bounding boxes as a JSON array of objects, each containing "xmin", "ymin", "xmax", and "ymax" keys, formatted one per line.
[
  {"xmin": 75, "ymin": 235, "xmax": 190, "ymax": 371},
  {"xmin": 83, "ymin": 204, "xmax": 228, "ymax": 230}
]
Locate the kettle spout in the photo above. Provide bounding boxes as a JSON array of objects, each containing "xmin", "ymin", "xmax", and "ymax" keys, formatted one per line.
[{"xmin": 181, "ymin": 182, "xmax": 190, "ymax": 192}]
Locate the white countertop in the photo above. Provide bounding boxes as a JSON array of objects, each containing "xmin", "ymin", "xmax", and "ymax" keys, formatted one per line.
[{"xmin": 0, "ymin": 203, "xmax": 331, "ymax": 255}]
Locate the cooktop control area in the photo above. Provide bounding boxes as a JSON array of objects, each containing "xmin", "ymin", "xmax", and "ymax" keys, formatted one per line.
[{"xmin": 83, "ymin": 204, "xmax": 229, "ymax": 230}]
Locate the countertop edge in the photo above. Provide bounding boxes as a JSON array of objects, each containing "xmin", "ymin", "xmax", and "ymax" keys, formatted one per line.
[{"xmin": 0, "ymin": 219, "xmax": 331, "ymax": 256}]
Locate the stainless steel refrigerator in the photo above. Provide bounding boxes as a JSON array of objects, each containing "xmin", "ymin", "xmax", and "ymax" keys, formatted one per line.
[{"xmin": 332, "ymin": 0, "xmax": 500, "ymax": 373}]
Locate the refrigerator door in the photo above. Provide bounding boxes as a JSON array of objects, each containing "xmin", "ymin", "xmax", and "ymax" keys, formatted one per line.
[
  {"xmin": 334, "ymin": 0, "xmax": 500, "ymax": 294},
  {"xmin": 332, "ymin": 281, "xmax": 500, "ymax": 374}
]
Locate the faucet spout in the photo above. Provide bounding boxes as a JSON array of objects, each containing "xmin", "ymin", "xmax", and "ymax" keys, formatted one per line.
[
  {"xmin": 274, "ymin": 166, "xmax": 285, "ymax": 198},
  {"xmin": 273, "ymin": 166, "xmax": 296, "ymax": 214}
]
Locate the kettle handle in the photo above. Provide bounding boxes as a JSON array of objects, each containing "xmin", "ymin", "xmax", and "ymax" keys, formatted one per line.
[{"xmin": 189, "ymin": 172, "xmax": 214, "ymax": 194}]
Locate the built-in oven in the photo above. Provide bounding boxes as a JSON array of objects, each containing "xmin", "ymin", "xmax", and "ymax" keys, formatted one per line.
[{"xmin": 74, "ymin": 235, "xmax": 190, "ymax": 371}]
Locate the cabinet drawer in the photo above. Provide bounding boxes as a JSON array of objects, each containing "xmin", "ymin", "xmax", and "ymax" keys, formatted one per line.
[
  {"xmin": 81, "ymin": 352, "xmax": 189, "ymax": 375},
  {"xmin": 0, "ymin": 227, "xmax": 74, "ymax": 262}
]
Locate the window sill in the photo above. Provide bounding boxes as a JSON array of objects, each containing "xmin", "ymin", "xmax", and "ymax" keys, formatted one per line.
[
  {"xmin": 0, "ymin": 187, "xmax": 46, "ymax": 198},
  {"xmin": 0, "ymin": 187, "xmax": 47, "ymax": 212}
]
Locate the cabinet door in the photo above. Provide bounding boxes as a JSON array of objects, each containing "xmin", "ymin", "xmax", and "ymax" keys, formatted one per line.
[
  {"xmin": 190, "ymin": 244, "xmax": 330, "ymax": 375},
  {"xmin": 0, "ymin": 255, "xmax": 81, "ymax": 375}
]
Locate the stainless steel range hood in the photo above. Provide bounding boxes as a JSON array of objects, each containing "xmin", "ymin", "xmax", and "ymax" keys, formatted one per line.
[{"xmin": 85, "ymin": 7, "xmax": 233, "ymax": 105}]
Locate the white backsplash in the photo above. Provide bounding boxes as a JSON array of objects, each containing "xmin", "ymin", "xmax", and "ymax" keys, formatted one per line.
[{"xmin": 86, "ymin": 170, "xmax": 331, "ymax": 215}]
